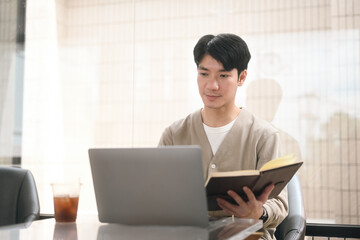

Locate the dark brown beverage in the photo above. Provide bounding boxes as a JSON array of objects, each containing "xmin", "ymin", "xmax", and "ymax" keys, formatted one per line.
[{"xmin": 53, "ymin": 196, "xmax": 79, "ymax": 222}]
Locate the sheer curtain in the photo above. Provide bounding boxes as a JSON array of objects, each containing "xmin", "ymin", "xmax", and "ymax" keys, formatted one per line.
[{"xmin": 20, "ymin": 0, "xmax": 360, "ymax": 224}]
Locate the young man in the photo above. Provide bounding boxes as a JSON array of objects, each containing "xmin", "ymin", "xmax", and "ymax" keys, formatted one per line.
[{"xmin": 158, "ymin": 33, "xmax": 288, "ymax": 239}]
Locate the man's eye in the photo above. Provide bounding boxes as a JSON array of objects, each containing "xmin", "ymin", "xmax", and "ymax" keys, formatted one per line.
[
  {"xmin": 220, "ymin": 74, "xmax": 229, "ymax": 78},
  {"xmin": 200, "ymin": 72, "xmax": 208, "ymax": 76}
]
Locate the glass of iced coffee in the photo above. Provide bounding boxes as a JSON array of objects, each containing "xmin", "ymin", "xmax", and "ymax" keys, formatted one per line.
[{"xmin": 51, "ymin": 181, "xmax": 81, "ymax": 222}]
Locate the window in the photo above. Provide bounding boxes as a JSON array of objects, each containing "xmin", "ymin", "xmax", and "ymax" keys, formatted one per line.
[{"xmin": 1, "ymin": 0, "xmax": 359, "ymax": 224}]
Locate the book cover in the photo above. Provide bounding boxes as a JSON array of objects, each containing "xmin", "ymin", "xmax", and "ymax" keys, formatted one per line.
[{"xmin": 205, "ymin": 156, "xmax": 303, "ymax": 211}]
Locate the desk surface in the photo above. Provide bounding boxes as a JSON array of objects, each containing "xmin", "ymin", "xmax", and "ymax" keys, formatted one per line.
[{"xmin": 0, "ymin": 215, "xmax": 262, "ymax": 240}]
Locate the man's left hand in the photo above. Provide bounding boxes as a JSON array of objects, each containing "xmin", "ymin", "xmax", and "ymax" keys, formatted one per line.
[{"xmin": 216, "ymin": 184, "xmax": 274, "ymax": 219}]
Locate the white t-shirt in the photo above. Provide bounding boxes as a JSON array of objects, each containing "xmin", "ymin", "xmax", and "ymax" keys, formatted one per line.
[{"xmin": 203, "ymin": 117, "xmax": 237, "ymax": 155}]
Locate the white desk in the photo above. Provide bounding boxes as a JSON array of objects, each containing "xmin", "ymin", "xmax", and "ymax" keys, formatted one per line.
[{"xmin": 0, "ymin": 215, "xmax": 262, "ymax": 240}]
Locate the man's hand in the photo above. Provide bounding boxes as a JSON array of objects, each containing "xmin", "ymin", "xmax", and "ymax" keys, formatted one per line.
[{"xmin": 216, "ymin": 184, "xmax": 275, "ymax": 219}]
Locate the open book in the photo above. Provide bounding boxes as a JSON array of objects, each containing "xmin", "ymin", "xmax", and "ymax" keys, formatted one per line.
[{"xmin": 205, "ymin": 155, "xmax": 303, "ymax": 211}]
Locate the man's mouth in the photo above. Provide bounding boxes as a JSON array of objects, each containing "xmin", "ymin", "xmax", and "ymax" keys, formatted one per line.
[{"xmin": 205, "ymin": 94, "xmax": 221, "ymax": 101}]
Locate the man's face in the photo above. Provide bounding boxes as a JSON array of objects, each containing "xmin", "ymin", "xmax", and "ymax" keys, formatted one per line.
[{"xmin": 197, "ymin": 54, "xmax": 245, "ymax": 111}]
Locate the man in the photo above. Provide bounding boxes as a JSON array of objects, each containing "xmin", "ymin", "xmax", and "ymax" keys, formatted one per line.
[{"xmin": 158, "ymin": 33, "xmax": 288, "ymax": 239}]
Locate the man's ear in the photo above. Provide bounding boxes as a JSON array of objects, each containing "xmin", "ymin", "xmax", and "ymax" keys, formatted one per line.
[{"xmin": 237, "ymin": 70, "xmax": 247, "ymax": 86}]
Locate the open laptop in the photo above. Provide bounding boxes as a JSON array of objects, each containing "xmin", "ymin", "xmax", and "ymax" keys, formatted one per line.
[{"xmin": 89, "ymin": 146, "xmax": 209, "ymax": 228}]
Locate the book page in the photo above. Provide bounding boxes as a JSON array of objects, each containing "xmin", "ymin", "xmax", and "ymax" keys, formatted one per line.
[
  {"xmin": 205, "ymin": 170, "xmax": 259, "ymax": 186},
  {"xmin": 259, "ymin": 155, "xmax": 296, "ymax": 172},
  {"xmin": 209, "ymin": 170, "xmax": 259, "ymax": 177}
]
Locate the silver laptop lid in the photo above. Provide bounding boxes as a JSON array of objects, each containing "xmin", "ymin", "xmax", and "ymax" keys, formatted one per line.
[{"xmin": 89, "ymin": 146, "xmax": 209, "ymax": 228}]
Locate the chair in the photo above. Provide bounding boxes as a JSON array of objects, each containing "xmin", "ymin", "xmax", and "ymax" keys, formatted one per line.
[
  {"xmin": 0, "ymin": 167, "xmax": 40, "ymax": 226},
  {"xmin": 275, "ymin": 175, "xmax": 306, "ymax": 240}
]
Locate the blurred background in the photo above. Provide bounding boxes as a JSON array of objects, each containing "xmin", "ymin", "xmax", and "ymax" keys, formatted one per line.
[{"xmin": 0, "ymin": 0, "xmax": 359, "ymax": 226}]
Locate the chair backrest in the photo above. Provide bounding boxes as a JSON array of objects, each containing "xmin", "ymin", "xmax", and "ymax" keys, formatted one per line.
[
  {"xmin": 275, "ymin": 175, "xmax": 306, "ymax": 240},
  {"xmin": 0, "ymin": 167, "xmax": 40, "ymax": 226}
]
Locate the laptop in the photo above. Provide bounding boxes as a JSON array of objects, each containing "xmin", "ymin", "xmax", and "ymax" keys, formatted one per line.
[{"xmin": 88, "ymin": 146, "xmax": 210, "ymax": 228}]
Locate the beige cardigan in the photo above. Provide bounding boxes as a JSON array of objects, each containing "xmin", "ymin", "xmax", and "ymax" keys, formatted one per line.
[{"xmin": 159, "ymin": 108, "xmax": 288, "ymax": 239}]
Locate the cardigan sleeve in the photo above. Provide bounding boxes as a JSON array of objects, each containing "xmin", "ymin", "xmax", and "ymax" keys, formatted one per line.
[
  {"xmin": 257, "ymin": 132, "xmax": 289, "ymax": 231},
  {"xmin": 158, "ymin": 126, "xmax": 173, "ymax": 146},
  {"xmin": 263, "ymin": 187, "xmax": 288, "ymax": 229}
]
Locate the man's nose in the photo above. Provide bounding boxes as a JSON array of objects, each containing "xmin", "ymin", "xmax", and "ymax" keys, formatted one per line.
[{"xmin": 207, "ymin": 77, "xmax": 219, "ymax": 90}]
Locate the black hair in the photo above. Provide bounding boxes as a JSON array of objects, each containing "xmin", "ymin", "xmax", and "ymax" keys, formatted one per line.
[{"xmin": 193, "ymin": 33, "xmax": 251, "ymax": 77}]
